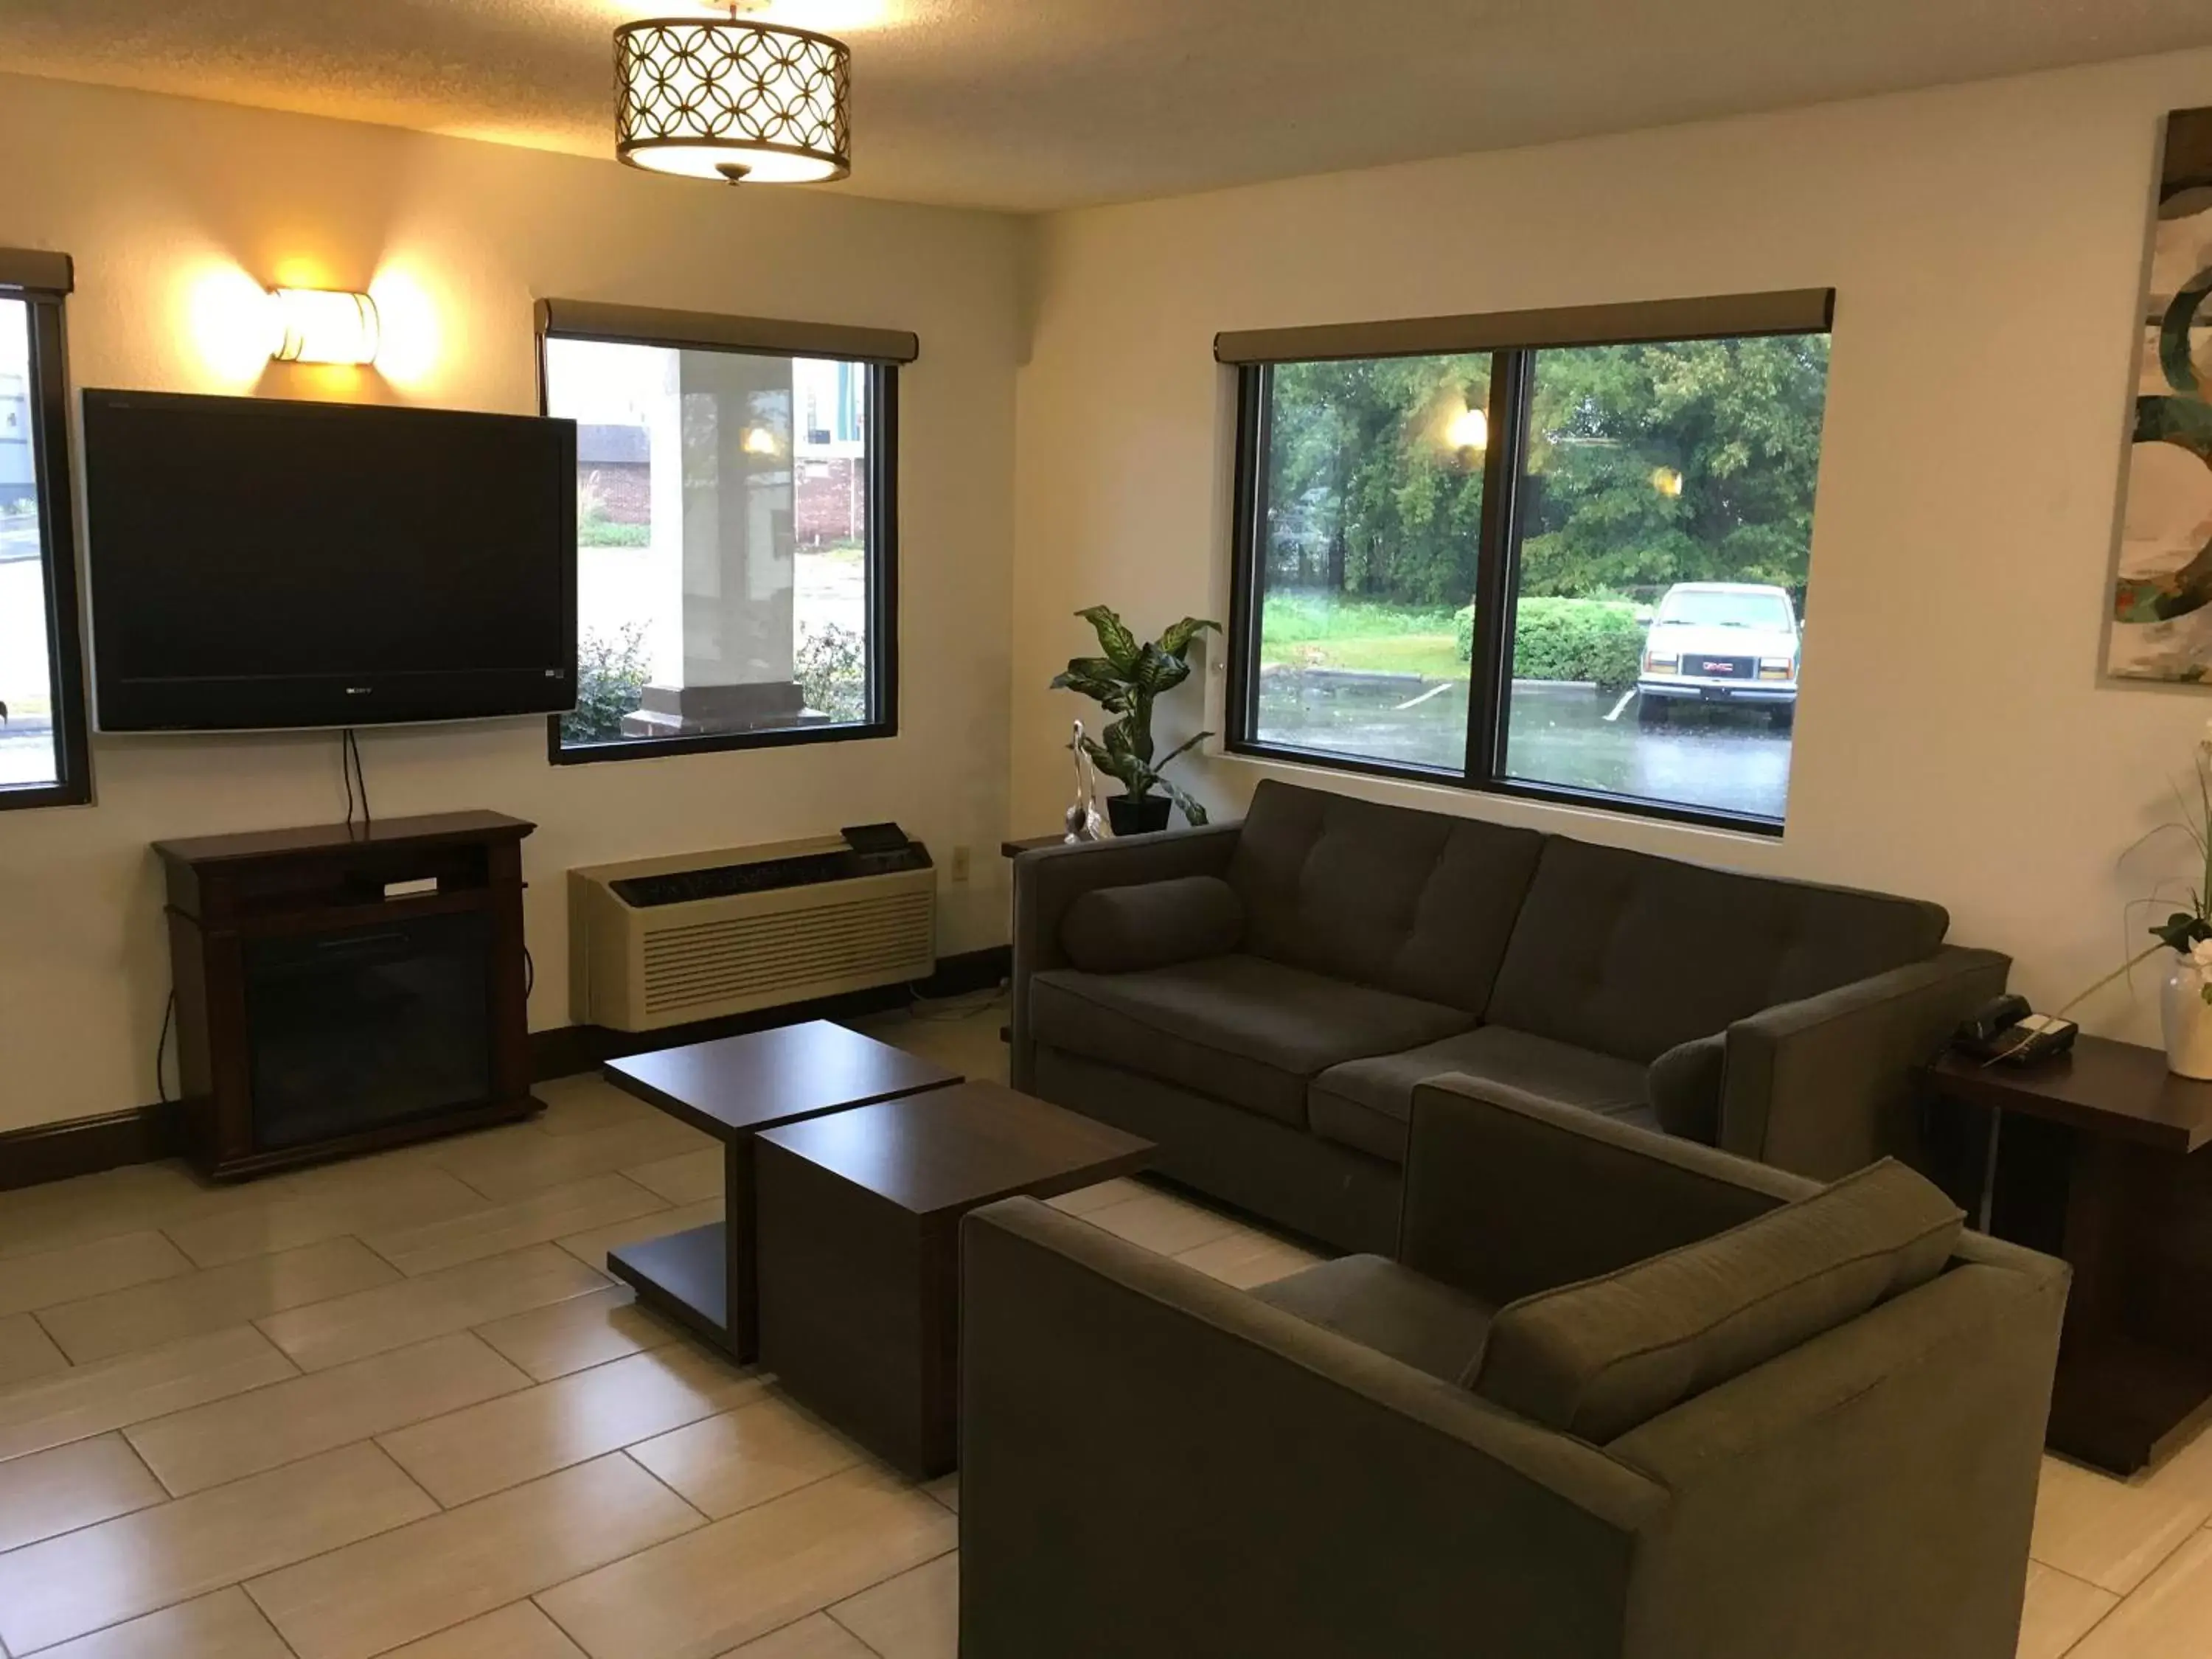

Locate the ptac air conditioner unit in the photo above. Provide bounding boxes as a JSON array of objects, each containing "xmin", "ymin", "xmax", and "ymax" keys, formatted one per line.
[{"xmin": 568, "ymin": 827, "xmax": 936, "ymax": 1032}]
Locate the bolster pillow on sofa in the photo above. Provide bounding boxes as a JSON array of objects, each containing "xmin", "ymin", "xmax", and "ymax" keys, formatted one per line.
[
  {"xmin": 1465, "ymin": 1157, "xmax": 1964, "ymax": 1442},
  {"xmin": 1060, "ymin": 874, "xmax": 1246, "ymax": 974}
]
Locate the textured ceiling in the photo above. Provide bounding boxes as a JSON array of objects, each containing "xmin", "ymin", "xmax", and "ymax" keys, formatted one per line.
[{"xmin": 3, "ymin": 0, "xmax": 2211, "ymax": 210}]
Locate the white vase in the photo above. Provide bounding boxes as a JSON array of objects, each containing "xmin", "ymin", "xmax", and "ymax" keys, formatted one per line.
[{"xmin": 2163, "ymin": 960, "xmax": 2212, "ymax": 1079}]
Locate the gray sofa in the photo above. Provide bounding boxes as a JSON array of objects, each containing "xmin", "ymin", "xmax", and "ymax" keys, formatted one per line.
[
  {"xmin": 1012, "ymin": 778, "xmax": 2008, "ymax": 1253},
  {"xmin": 959, "ymin": 1079, "xmax": 2069, "ymax": 1659}
]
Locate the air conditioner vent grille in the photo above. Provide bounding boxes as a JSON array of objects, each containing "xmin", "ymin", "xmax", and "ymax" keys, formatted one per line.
[{"xmin": 639, "ymin": 890, "xmax": 936, "ymax": 1017}]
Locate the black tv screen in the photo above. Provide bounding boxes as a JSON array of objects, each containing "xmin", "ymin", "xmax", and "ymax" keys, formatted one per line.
[{"xmin": 82, "ymin": 390, "xmax": 577, "ymax": 731}]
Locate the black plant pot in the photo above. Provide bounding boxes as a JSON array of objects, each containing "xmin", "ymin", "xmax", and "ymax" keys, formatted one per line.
[{"xmin": 1107, "ymin": 793, "xmax": 1173, "ymax": 835}]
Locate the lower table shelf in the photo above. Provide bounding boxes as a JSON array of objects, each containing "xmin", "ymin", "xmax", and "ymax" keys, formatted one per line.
[{"xmin": 607, "ymin": 1222, "xmax": 735, "ymax": 1359}]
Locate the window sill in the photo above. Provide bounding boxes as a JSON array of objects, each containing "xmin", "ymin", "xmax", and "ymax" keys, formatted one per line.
[
  {"xmin": 1212, "ymin": 741, "xmax": 1787, "ymax": 847},
  {"xmin": 549, "ymin": 717, "xmax": 897, "ymax": 766}
]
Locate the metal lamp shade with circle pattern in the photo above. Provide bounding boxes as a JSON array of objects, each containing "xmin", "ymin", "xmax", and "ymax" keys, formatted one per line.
[{"xmin": 615, "ymin": 16, "xmax": 851, "ymax": 184}]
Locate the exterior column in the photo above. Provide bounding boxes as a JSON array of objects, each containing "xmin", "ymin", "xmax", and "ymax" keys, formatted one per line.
[{"xmin": 623, "ymin": 351, "xmax": 821, "ymax": 738}]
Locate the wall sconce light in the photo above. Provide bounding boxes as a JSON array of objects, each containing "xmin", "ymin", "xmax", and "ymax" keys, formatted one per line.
[{"xmin": 270, "ymin": 287, "xmax": 380, "ymax": 366}]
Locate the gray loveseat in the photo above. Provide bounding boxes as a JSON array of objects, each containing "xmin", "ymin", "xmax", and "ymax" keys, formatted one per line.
[
  {"xmin": 959, "ymin": 1079, "xmax": 2067, "ymax": 1659},
  {"xmin": 1012, "ymin": 778, "xmax": 2007, "ymax": 1252}
]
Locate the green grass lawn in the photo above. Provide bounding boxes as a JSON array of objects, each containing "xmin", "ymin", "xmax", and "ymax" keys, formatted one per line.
[{"xmin": 1257, "ymin": 594, "xmax": 1467, "ymax": 680}]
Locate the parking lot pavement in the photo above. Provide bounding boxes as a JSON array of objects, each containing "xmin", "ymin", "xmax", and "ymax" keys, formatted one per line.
[
  {"xmin": 0, "ymin": 720, "xmax": 57, "ymax": 789},
  {"xmin": 0, "ymin": 518, "xmax": 41, "ymax": 563},
  {"xmin": 1256, "ymin": 676, "xmax": 1791, "ymax": 821}
]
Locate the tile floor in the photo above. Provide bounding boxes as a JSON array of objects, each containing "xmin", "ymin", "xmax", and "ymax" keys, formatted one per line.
[{"xmin": 0, "ymin": 995, "xmax": 2197, "ymax": 1656}]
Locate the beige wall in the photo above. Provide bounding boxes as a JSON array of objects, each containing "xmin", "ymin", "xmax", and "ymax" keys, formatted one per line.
[
  {"xmin": 0, "ymin": 74, "xmax": 1022, "ymax": 1133},
  {"xmin": 1012, "ymin": 47, "xmax": 2212, "ymax": 1048}
]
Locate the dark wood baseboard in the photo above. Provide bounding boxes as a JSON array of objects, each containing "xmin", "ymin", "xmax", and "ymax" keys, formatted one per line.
[
  {"xmin": 0, "ymin": 945, "xmax": 1011, "ymax": 1197},
  {"xmin": 0, "ymin": 1102, "xmax": 187, "ymax": 1194},
  {"xmin": 529, "ymin": 945, "xmax": 1012, "ymax": 1082}
]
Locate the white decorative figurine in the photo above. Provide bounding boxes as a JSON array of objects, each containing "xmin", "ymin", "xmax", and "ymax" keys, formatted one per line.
[{"xmin": 1064, "ymin": 720, "xmax": 1105, "ymax": 843}]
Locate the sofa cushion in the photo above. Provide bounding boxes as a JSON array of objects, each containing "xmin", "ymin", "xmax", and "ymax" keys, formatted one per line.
[
  {"xmin": 1252, "ymin": 1254, "xmax": 1496, "ymax": 1383},
  {"xmin": 1029, "ymin": 954, "xmax": 1474, "ymax": 1127},
  {"xmin": 1309, "ymin": 1028, "xmax": 1650, "ymax": 1165},
  {"xmin": 1060, "ymin": 874, "xmax": 1245, "ymax": 975},
  {"xmin": 1647, "ymin": 1034, "xmax": 1727, "ymax": 1145},
  {"xmin": 1486, "ymin": 836, "xmax": 1950, "ymax": 1063},
  {"xmin": 1226, "ymin": 779, "xmax": 1545, "ymax": 1015},
  {"xmin": 1468, "ymin": 1158, "xmax": 1964, "ymax": 1443}
]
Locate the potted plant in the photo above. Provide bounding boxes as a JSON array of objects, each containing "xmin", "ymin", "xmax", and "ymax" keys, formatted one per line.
[
  {"xmin": 1050, "ymin": 605, "xmax": 1221, "ymax": 834},
  {"xmin": 2144, "ymin": 725, "xmax": 2212, "ymax": 1077}
]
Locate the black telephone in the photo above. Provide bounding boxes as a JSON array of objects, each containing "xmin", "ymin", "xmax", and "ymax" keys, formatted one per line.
[{"xmin": 1951, "ymin": 994, "xmax": 2079, "ymax": 1065}]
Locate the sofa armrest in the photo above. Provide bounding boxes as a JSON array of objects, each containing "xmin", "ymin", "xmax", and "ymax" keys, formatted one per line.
[
  {"xmin": 960, "ymin": 1197, "xmax": 1665, "ymax": 1659},
  {"xmin": 1009, "ymin": 824, "xmax": 1241, "ymax": 1088},
  {"xmin": 1399, "ymin": 1076, "xmax": 1815, "ymax": 1310},
  {"xmin": 1609, "ymin": 1253, "xmax": 2065, "ymax": 1659},
  {"xmin": 1719, "ymin": 945, "xmax": 2011, "ymax": 1180}
]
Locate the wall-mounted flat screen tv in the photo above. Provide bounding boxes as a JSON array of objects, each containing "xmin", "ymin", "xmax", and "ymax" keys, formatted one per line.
[{"xmin": 82, "ymin": 389, "xmax": 577, "ymax": 731}]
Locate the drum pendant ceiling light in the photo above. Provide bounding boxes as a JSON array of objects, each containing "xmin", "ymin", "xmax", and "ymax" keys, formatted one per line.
[{"xmin": 615, "ymin": 7, "xmax": 852, "ymax": 185}]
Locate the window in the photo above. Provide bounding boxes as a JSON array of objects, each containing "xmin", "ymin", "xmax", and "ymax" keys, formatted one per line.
[
  {"xmin": 537, "ymin": 299, "xmax": 909, "ymax": 762},
  {"xmin": 0, "ymin": 251, "xmax": 89, "ymax": 810},
  {"xmin": 1224, "ymin": 292, "xmax": 1832, "ymax": 832}
]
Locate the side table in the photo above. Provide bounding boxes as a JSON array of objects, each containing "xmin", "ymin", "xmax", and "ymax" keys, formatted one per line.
[
  {"xmin": 754, "ymin": 1080, "xmax": 1153, "ymax": 1477},
  {"xmin": 1927, "ymin": 1035, "xmax": 2212, "ymax": 1474},
  {"xmin": 598, "ymin": 1020, "xmax": 960, "ymax": 1363}
]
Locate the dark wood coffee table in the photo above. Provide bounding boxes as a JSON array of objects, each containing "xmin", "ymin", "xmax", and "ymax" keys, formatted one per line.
[
  {"xmin": 1929, "ymin": 1036, "xmax": 2212, "ymax": 1473},
  {"xmin": 754, "ymin": 1080, "xmax": 1153, "ymax": 1477},
  {"xmin": 598, "ymin": 1020, "xmax": 960, "ymax": 1363}
]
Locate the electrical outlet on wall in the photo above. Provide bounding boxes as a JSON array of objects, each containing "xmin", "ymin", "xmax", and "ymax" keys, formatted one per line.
[{"xmin": 950, "ymin": 845, "xmax": 972, "ymax": 884}]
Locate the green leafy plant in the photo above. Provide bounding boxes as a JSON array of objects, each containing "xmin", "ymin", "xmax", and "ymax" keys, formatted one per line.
[
  {"xmin": 563, "ymin": 622, "xmax": 651, "ymax": 745},
  {"xmin": 1455, "ymin": 597, "xmax": 1644, "ymax": 689},
  {"xmin": 798, "ymin": 623, "xmax": 867, "ymax": 723},
  {"xmin": 1051, "ymin": 607, "xmax": 1221, "ymax": 825}
]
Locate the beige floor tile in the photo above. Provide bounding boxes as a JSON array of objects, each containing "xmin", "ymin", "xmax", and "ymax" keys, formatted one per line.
[
  {"xmin": 0, "ymin": 1433, "xmax": 167, "ymax": 1552},
  {"xmin": 921, "ymin": 1473, "xmax": 958, "ymax": 1514},
  {"xmin": 535, "ymin": 1075, "xmax": 672, "ymax": 1138},
  {"xmin": 628, "ymin": 1394, "xmax": 861, "ymax": 1518},
  {"xmin": 2017, "ymin": 1561, "xmax": 2118, "ymax": 1659},
  {"xmin": 1044, "ymin": 1177, "xmax": 1147, "ymax": 1217},
  {"xmin": 2033, "ymin": 1454, "xmax": 2211, "ymax": 1594},
  {"xmin": 0, "ymin": 1164, "xmax": 215, "ymax": 1262},
  {"xmin": 1079, "ymin": 1187, "xmax": 1240, "ymax": 1256},
  {"xmin": 38, "ymin": 1237, "xmax": 401, "ymax": 1364},
  {"xmin": 828, "ymin": 1551, "xmax": 957, "ymax": 1659},
  {"xmin": 0, "ymin": 1229, "xmax": 190, "ymax": 1319},
  {"xmin": 715, "ymin": 1614, "xmax": 877, "ymax": 1659},
  {"xmin": 366, "ymin": 1175, "xmax": 669, "ymax": 1278},
  {"xmin": 2070, "ymin": 1528, "xmax": 2212, "ymax": 1659},
  {"xmin": 1174, "ymin": 1227, "xmax": 1326, "ymax": 1290},
  {"xmin": 248, "ymin": 1453, "xmax": 702, "ymax": 1659},
  {"xmin": 378, "ymin": 1601, "xmax": 588, "ymax": 1658},
  {"xmin": 558, "ymin": 1200, "xmax": 724, "ymax": 1273},
  {"xmin": 0, "ymin": 1324, "xmax": 296, "ymax": 1462},
  {"xmin": 538, "ymin": 1463, "xmax": 957, "ymax": 1659},
  {"xmin": 0, "ymin": 1441, "xmax": 434, "ymax": 1654},
  {"xmin": 257, "ymin": 1245, "xmax": 608, "ymax": 1371},
  {"xmin": 428, "ymin": 1121, "xmax": 714, "ymax": 1205},
  {"xmin": 380, "ymin": 1343, "xmax": 762, "ymax": 1506},
  {"xmin": 473, "ymin": 1285, "xmax": 680, "ymax": 1382},
  {"xmin": 0, "ymin": 1310, "xmax": 70, "ymax": 1387},
  {"xmin": 623, "ymin": 1151, "xmax": 723, "ymax": 1206},
  {"xmin": 852, "ymin": 1002, "xmax": 1009, "ymax": 1085},
  {"xmin": 128, "ymin": 1331, "xmax": 529, "ymax": 1496},
  {"xmin": 29, "ymin": 1586, "xmax": 293, "ymax": 1659},
  {"xmin": 166, "ymin": 1165, "xmax": 493, "ymax": 1269}
]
